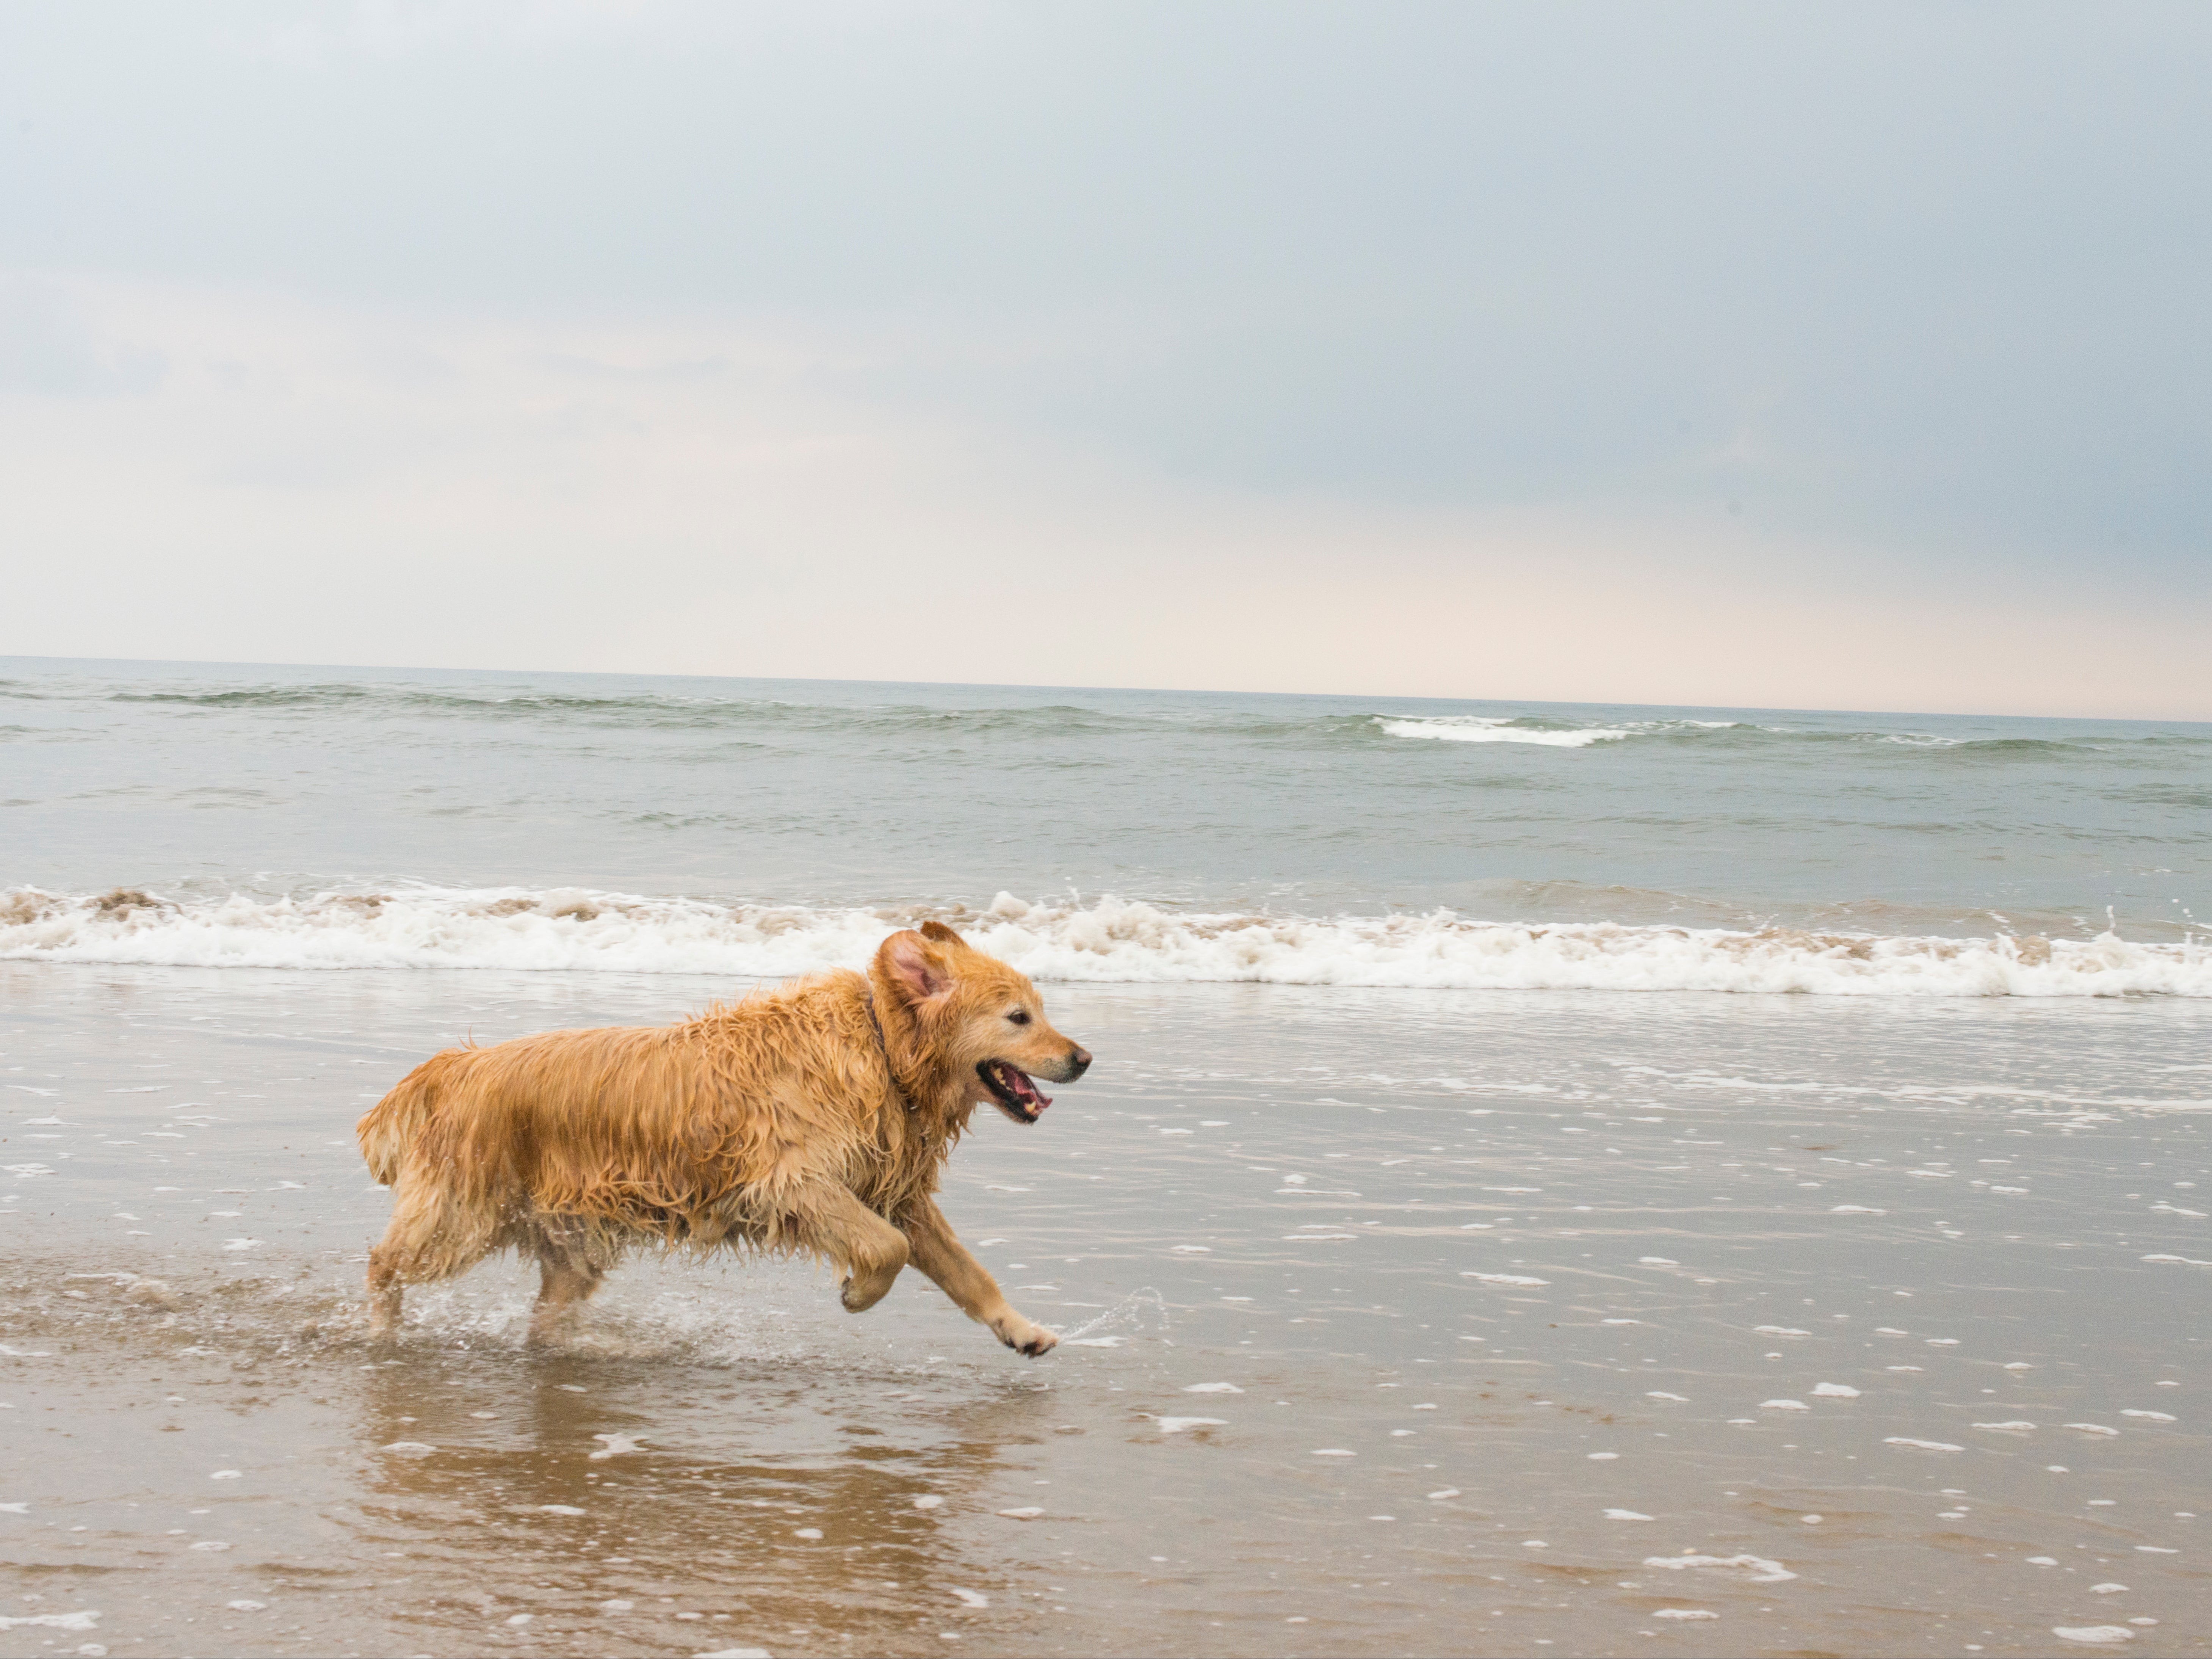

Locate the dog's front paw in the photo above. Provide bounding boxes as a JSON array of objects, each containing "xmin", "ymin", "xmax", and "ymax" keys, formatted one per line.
[{"xmin": 996, "ymin": 1317, "xmax": 1057, "ymax": 1358}]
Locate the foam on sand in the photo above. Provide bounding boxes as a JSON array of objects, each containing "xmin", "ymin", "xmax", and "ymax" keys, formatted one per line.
[
  {"xmin": 1643, "ymin": 1552, "xmax": 1797, "ymax": 1584},
  {"xmin": 8, "ymin": 884, "xmax": 2208, "ymax": 997},
  {"xmin": 0, "ymin": 1611, "xmax": 100, "ymax": 1632}
]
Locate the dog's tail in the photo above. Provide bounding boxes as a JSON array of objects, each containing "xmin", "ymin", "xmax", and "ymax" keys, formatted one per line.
[{"xmin": 357, "ymin": 1049, "xmax": 471, "ymax": 1187}]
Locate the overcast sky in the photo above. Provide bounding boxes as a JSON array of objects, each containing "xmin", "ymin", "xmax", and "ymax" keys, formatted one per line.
[{"xmin": 2, "ymin": 1, "xmax": 2207, "ymax": 715}]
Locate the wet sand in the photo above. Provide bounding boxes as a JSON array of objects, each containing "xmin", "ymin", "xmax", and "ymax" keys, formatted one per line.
[{"xmin": 2, "ymin": 963, "xmax": 2207, "ymax": 1656}]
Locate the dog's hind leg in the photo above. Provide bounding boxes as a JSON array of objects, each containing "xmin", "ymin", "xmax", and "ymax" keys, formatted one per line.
[
  {"xmin": 780, "ymin": 1183, "xmax": 910, "ymax": 1313},
  {"xmin": 365, "ymin": 1179, "xmax": 497, "ymax": 1338},
  {"xmin": 526, "ymin": 1219, "xmax": 610, "ymax": 1346},
  {"xmin": 365, "ymin": 1248, "xmax": 405, "ymax": 1337},
  {"xmin": 528, "ymin": 1254, "xmax": 606, "ymax": 1345}
]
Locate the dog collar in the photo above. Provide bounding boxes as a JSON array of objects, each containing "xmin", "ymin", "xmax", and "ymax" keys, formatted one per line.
[{"xmin": 860, "ymin": 981, "xmax": 918, "ymax": 1112}]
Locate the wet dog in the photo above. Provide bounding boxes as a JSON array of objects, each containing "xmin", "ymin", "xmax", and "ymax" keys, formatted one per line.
[{"xmin": 356, "ymin": 921, "xmax": 1089, "ymax": 1353}]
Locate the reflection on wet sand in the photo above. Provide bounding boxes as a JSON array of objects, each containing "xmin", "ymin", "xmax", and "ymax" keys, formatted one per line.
[
  {"xmin": 351, "ymin": 1348, "xmax": 1056, "ymax": 1653},
  {"xmin": 1, "ymin": 1253, "xmax": 1074, "ymax": 1656}
]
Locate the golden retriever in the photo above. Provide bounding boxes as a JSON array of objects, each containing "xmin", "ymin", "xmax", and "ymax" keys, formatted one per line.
[{"xmin": 356, "ymin": 921, "xmax": 1089, "ymax": 1355}]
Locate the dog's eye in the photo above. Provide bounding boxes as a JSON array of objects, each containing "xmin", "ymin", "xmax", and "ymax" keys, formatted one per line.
[{"xmin": 1007, "ymin": 1009, "xmax": 1031, "ymax": 1025}]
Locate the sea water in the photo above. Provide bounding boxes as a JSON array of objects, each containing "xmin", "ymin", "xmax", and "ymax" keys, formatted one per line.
[{"xmin": 1, "ymin": 658, "xmax": 2207, "ymax": 1657}]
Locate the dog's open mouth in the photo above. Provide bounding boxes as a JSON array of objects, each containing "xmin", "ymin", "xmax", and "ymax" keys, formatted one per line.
[{"xmin": 978, "ymin": 1059, "xmax": 1052, "ymax": 1124}]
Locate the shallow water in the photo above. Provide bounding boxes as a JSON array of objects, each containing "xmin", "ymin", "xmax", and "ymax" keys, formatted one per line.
[{"xmin": 4, "ymin": 965, "xmax": 2206, "ymax": 1657}]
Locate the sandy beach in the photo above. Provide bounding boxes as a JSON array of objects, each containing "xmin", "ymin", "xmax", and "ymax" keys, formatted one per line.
[{"xmin": 5, "ymin": 963, "xmax": 2204, "ymax": 1656}]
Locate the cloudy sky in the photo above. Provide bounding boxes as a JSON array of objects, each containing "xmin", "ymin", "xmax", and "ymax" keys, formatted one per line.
[{"xmin": 2, "ymin": 1, "xmax": 2206, "ymax": 715}]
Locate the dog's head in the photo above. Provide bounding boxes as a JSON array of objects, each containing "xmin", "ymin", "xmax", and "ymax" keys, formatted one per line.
[{"xmin": 875, "ymin": 920, "xmax": 1091, "ymax": 1125}]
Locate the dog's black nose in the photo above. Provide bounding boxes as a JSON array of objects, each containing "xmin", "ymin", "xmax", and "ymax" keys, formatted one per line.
[{"xmin": 1066, "ymin": 1045, "xmax": 1091, "ymax": 1078}]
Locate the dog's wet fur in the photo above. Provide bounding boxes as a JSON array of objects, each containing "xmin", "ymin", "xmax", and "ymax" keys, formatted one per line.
[{"xmin": 357, "ymin": 922, "xmax": 1090, "ymax": 1354}]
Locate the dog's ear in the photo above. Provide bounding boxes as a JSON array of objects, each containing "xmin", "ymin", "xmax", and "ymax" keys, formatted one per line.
[
  {"xmin": 880, "ymin": 930, "xmax": 953, "ymax": 1008},
  {"xmin": 919, "ymin": 919, "xmax": 966, "ymax": 949}
]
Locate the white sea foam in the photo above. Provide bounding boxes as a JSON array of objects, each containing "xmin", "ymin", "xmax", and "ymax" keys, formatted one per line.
[
  {"xmin": 0, "ymin": 1611, "xmax": 100, "ymax": 1631},
  {"xmin": 1643, "ymin": 1552, "xmax": 1797, "ymax": 1584},
  {"xmin": 1374, "ymin": 710, "xmax": 2132, "ymax": 754},
  {"xmin": 1375, "ymin": 715, "xmax": 1635, "ymax": 746},
  {"xmin": 6, "ymin": 884, "xmax": 2209, "ymax": 997}
]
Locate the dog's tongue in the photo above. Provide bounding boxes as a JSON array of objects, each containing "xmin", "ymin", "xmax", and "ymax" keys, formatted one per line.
[{"xmin": 1004, "ymin": 1063, "xmax": 1051, "ymax": 1112}]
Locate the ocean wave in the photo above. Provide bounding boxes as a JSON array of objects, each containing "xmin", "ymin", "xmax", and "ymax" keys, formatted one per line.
[
  {"xmin": 3, "ymin": 886, "xmax": 2207, "ymax": 997},
  {"xmin": 1368, "ymin": 713, "xmax": 2199, "ymax": 754},
  {"xmin": 13, "ymin": 671, "xmax": 2207, "ymax": 756},
  {"xmin": 1374, "ymin": 716, "xmax": 1641, "ymax": 747},
  {"xmin": 88, "ymin": 682, "xmax": 1175, "ymax": 739},
  {"xmin": 1370, "ymin": 714, "xmax": 1769, "ymax": 747}
]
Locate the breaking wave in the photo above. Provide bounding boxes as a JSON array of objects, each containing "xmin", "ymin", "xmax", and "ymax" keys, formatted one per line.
[
  {"xmin": 1367, "ymin": 713, "xmax": 2201, "ymax": 753},
  {"xmin": 4, "ymin": 885, "xmax": 2209, "ymax": 997},
  {"xmin": 1372, "ymin": 715, "xmax": 1752, "ymax": 747}
]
